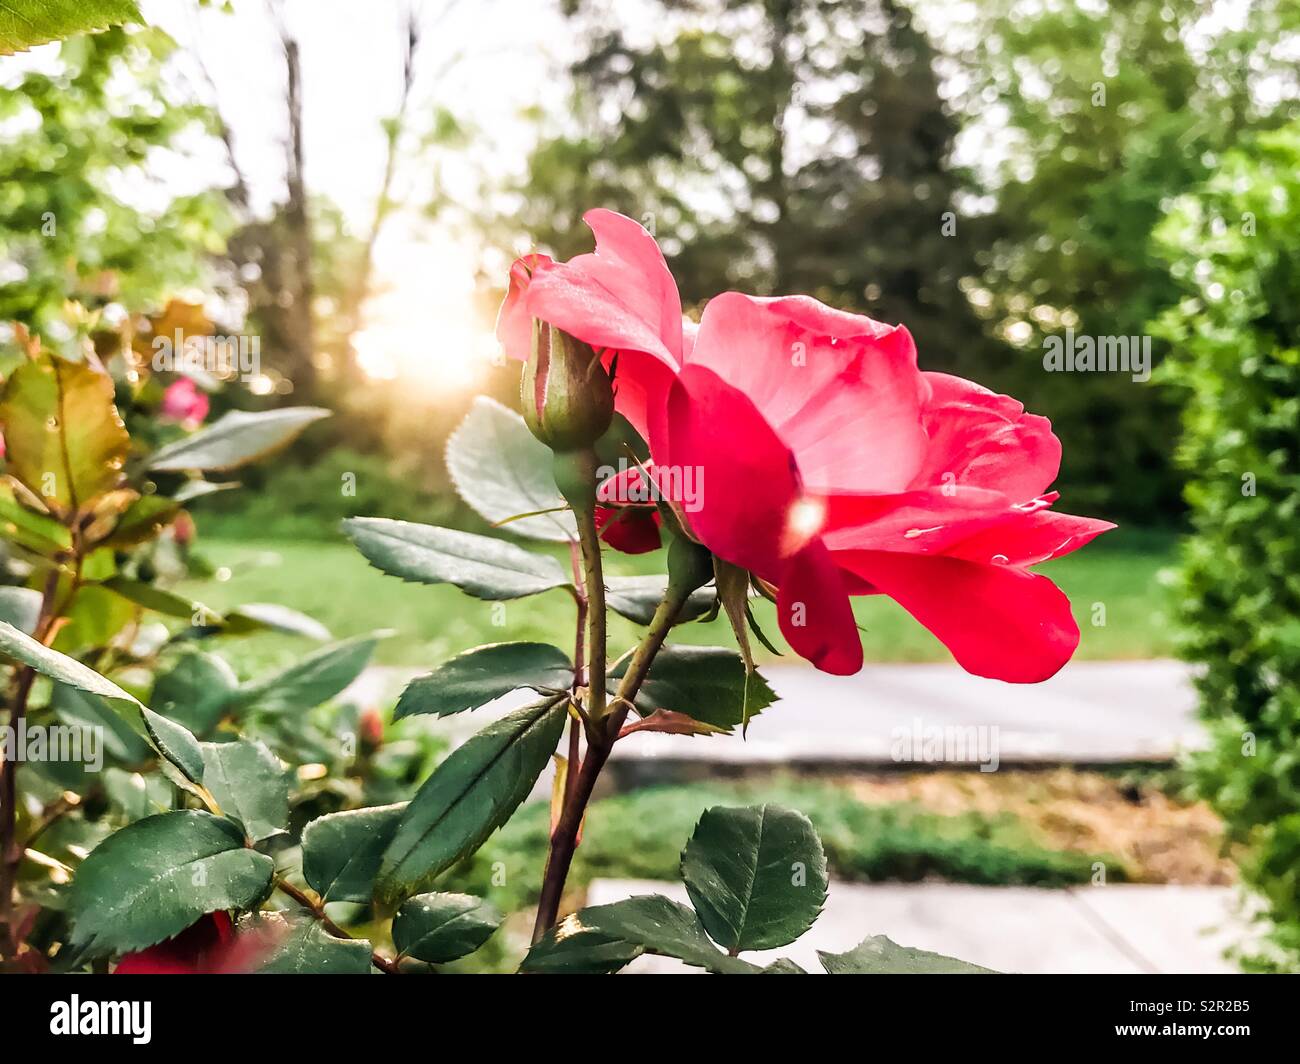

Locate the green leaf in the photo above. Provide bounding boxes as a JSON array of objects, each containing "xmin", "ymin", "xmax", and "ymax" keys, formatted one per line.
[
  {"xmin": 818, "ymin": 935, "xmax": 995, "ymax": 974},
  {"xmin": 0, "ymin": 1, "xmax": 140, "ymax": 55},
  {"xmin": 681, "ymin": 804, "xmax": 828, "ymax": 952},
  {"xmin": 102, "ymin": 767, "xmax": 171, "ymax": 822},
  {"xmin": 762, "ymin": 957, "xmax": 809, "ymax": 974},
  {"xmin": 68, "ymin": 810, "xmax": 273, "ymax": 955},
  {"xmin": 446, "ymin": 396, "xmax": 576, "ymax": 542},
  {"xmin": 521, "ymin": 895, "xmax": 759, "ymax": 974},
  {"xmin": 50, "ymin": 584, "xmax": 134, "ymax": 653},
  {"xmin": 344, "ymin": 518, "xmax": 571, "ymax": 601},
  {"xmin": 200, "ymin": 739, "xmax": 290, "ymax": 842},
  {"xmin": 0, "ymin": 354, "xmax": 129, "ymax": 519},
  {"xmin": 0, "ymin": 481, "xmax": 72, "ymax": 556},
  {"xmin": 151, "ymin": 650, "xmax": 239, "ymax": 737},
  {"xmin": 614, "ymin": 645, "xmax": 776, "ymax": 732},
  {"xmin": 714, "ymin": 557, "xmax": 763, "ymax": 733},
  {"xmin": 147, "ymin": 407, "xmax": 329, "ymax": 473},
  {"xmin": 141, "ymin": 707, "xmax": 205, "ymax": 784},
  {"xmin": 96, "ymin": 494, "xmax": 179, "ymax": 549},
  {"xmin": 233, "ymin": 633, "xmax": 378, "ymax": 715},
  {"xmin": 220, "ymin": 602, "xmax": 330, "ymax": 641},
  {"xmin": 395, "ymin": 642, "xmax": 573, "ymax": 720},
  {"xmin": 392, "ymin": 892, "xmax": 502, "ymax": 963},
  {"xmin": 302, "ymin": 803, "xmax": 404, "ymax": 903},
  {"xmin": 257, "ymin": 918, "xmax": 373, "ymax": 975},
  {"xmin": 0, "ymin": 586, "xmax": 41, "ymax": 633},
  {"xmin": 102, "ymin": 576, "xmax": 221, "ymax": 623},
  {"xmin": 377, "ymin": 696, "xmax": 567, "ymax": 907},
  {"xmin": 606, "ymin": 576, "xmax": 716, "ymax": 626},
  {"xmin": 53, "ymin": 684, "xmax": 151, "ymax": 765},
  {"xmin": 0, "ymin": 619, "xmax": 142, "ymax": 708}
]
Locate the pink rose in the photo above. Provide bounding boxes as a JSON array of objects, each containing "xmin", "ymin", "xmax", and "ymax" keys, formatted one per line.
[
  {"xmin": 499, "ymin": 210, "xmax": 1113, "ymax": 681},
  {"xmin": 160, "ymin": 378, "xmax": 210, "ymax": 426}
]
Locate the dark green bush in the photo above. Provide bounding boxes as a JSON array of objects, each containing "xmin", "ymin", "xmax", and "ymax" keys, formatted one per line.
[{"xmin": 1154, "ymin": 121, "xmax": 1300, "ymax": 970}]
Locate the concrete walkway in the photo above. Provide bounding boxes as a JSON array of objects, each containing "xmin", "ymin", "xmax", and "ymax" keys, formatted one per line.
[
  {"xmin": 348, "ymin": 658, "xmax": 1203, "ymax": 766},
  {"xmin": 584, "ymin": 880, "xmax": 1253, "ymax": 974}
]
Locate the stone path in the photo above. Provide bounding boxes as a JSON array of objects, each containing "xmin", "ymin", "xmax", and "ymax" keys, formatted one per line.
[
  {"xmin": 348, "ymin": 658, "xmax": 1203, "ymax": 766},
  {"xmin": 584, "ymin": 880, "xmax": 1254, "ymax": 974}
]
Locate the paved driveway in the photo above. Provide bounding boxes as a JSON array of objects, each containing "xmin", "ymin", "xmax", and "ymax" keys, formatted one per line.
[{"xmin": 350, "ymin": 659, "xmax": 1204, "ymax": 766}]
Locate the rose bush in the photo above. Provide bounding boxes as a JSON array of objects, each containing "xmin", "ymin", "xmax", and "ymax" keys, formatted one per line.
[{"xmin": 1, "ymin": 209, "xmax": 1110, "ymax": 976}]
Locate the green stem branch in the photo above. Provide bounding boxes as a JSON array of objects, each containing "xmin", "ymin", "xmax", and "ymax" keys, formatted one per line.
[
  {"xmin": 274, "ymin": 877, "xmax": 401, "ymax": 975},
  {"xmin": 530, "ymin": 578, "xmax": 693, "ymax": 944}
]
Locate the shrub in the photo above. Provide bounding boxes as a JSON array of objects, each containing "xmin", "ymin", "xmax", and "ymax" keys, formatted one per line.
[{"xmin": 1154, "ymin": 120, "xmax": 1300, "ymax": 970}]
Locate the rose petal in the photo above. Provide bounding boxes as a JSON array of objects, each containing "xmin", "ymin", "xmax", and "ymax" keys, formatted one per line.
[
  {"xmin": 495, "ymin": 253, "xmax": 554, "ymax": 362},
  {"xmin": 820, "ymin": 485, "xmax": 1013, "ymax": 555},
  {"xmin": 662, "ymin": 364, "xmax": 802, "ymax": 580},
  {"xmin": 595, "ymin": 506, "xmax": 662, "ymax": 554},
  {"xmin": 525, "ymin": 209, "xmax": 683, "ymax": 368},
  {"xmin": 911, "ymin": 371, "xmax": 1062, "ymax": 499},
  {"xmin": 776, "ymin": 539, "xmax": 863, "ymax": 675},
  {"xmin": 835, "ymin": 551, "xmax": 1081, "ymax": 682},
  {"xmin": 688, "ymin": 293, "xmax": 927, "ymax": 493},
  {"xmin": 114, "ymin": 912, "xmax": 234, "ymax": 975},
  {"xmin": 945, "ymin": 508, "xmax": 1116, "ymax": 567}
]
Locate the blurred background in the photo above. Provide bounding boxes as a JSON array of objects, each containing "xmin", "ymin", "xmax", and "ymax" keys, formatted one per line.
[{"xmin": 1, "ymin": 0, "xmax": 1297, "ymax": 971}]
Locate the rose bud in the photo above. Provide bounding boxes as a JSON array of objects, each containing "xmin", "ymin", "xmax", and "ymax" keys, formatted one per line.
[
  {"xmin": 359, "ymin": 707, "xmax": 384, "ymax": 752},
  {"xmin": 521, "ymin": 320, "xmax": 614, "ymax": 452}
]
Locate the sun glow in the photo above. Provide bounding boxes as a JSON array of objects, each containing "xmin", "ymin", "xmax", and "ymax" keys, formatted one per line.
[{"xmin": 354, "ymin": 233, "xmax": 499, "ymax": 399}]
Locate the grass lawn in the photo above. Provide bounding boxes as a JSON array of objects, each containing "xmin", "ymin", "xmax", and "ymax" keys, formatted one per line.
[{"xmin": 178, "ymin": 524, "xmax": 1178, "ymax": 677}]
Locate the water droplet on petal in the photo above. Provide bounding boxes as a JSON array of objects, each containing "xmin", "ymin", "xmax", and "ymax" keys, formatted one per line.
[{"xmin": 991, "ymin": 554, "xmax": 1009, "ymax": 564}]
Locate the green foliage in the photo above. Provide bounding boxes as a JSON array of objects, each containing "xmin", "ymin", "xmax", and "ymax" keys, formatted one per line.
[
  {"xmin": 147, "ymin": 407, "xmax": 331, "ymax": 473},
  {"xmin": 392, "ymin": 892, "xmax": 502, "ymax": 963},
  {"xmin": 819, "ymin": 935, "xmax": 992, "ymax": 974},
  {"xmin": 524, "ymin": 893, "xmax": 759, "ymax": 974},
  {"xmin": 177, "ymin": 528, "xmax": 1174, "ymax": 675},
  {"xmin": 200, "ymin": 738, "xmax": 291, "ymax": 842},
  {"xmin": 0, "ymin": 618, "xmax": 141, "ymax": 708},
  {"xmin": 230, "ymin": 633, "xmax": 379, "ymax": 717},
  {"xmin": 301, "ymin": 804, "xmax": 403, "ymax": 904},
  {"xmin": 67, "ymin": 811, "xmax": 274, "ymax": 956},
  {"xmin": 192, "ymin": 446, "xmax": 462, "ymax": 543},
  {"xmin": 446, "ymin": 396, "xmax": 576, "ymax": 542},
  {"xmin": 257, "ymin": 919, "xmax": 373, "ymax": 975},
  {"xmin": 680, "ymin": 804, "xmax": 827, "ymax": 952},
  {"xmin": 375, "ymin": 696, "xmax": 569, "ymax": 908},
  {"xmin": 1154, "ymin": 120, "xmax": 1300, "ymax": 971},
  {"xmin": 0, "ymin": 27, "xmax": 229, "ymax": 333},
  {"xmin": 0, "ymin": 1, "xmax": 140, "ymax": 56},
  {"xmin": 523, "ymin": 803, "xmax": 986, "ymax": 974},
  {"xmin": 345, "ymin": 517, "xmax": 572, "ymax": 600},
  {"xmin": 955, "ymin": 0, "xmax": 1298, "ymax": 520},
  {"xmin": 0, "ymin": 353, "xmax": 128, "ymax": 519},
  {"xmin": 513, "ymin": 0, "xmax": 989, "ymax": 383},
  {"xmin": 620, "ymin": 643, "xmax": 776, "ymax": 732},
  {"xmin": 394, "ymin": 641, "xmax": 574, "ymax": 720}
]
